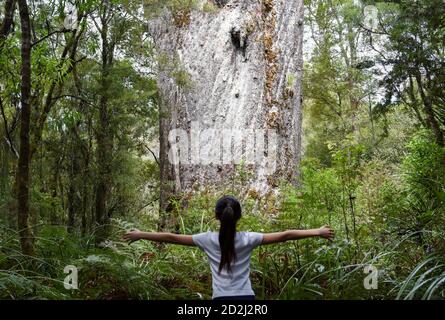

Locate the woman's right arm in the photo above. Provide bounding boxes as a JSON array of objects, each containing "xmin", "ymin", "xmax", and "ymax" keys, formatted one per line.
[
  {"xmin": 123, "ymin": 230, "xmax": 195, "ymax": 246},
  {"xmin": 261, "ymin": 225, "xmax": 335, "ymax": 245}
]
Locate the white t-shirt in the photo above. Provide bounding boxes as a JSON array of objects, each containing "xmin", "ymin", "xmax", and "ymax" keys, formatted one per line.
[{"xmin": 192, "ymin": 231, "xmax": 264, "ymax": 299}]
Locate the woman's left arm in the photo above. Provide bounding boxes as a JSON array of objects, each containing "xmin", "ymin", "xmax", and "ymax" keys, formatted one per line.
[{"xmin": 123, "ymin": 230, "xmax": 195, "ymax": 246}]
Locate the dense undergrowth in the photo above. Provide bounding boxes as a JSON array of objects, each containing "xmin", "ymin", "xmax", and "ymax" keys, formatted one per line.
[{"xmin": 1, "ymin": 130, "xmax": 444, "ymax": 300}]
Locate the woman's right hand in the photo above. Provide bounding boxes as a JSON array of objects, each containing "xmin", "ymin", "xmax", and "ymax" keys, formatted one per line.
[
  {"xmin": 123, "ymin": 229, "xmax": 142, "ymax": 244},
  {"xmin": 318, "ymin": 225, "xmax": 335, "ymax": 241}
]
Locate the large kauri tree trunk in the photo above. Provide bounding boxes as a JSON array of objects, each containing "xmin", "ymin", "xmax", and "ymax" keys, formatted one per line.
[{"xmin": 150, "ymin": 0, "xmax": 304, "ymax": 228}]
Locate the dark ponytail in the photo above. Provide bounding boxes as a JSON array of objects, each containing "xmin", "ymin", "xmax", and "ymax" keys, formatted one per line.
[{"xmin": 215, "ymin": 195, "xmax": 241, "ymax": 273}]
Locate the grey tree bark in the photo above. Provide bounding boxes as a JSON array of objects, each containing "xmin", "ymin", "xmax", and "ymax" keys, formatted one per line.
[{"xmin": 149, "ymin": 0, "xmax": 304, "ymax": 228}]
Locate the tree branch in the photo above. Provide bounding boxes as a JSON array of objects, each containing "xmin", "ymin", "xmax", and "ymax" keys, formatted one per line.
[
  {"xmin": 0, "ymin": 96, "xmax": 19, "ymax": 157},
  {"xmin": 145, "ymin": 145, "xmax": 159, "ymax": 165},
  {"xmin": 30, "ymin": 17, "xmax": 87, "ymax": 159},
  {"xmin": 31, "ymin": 29, "xmax": 71, "ymax": 48},
  {"xmin": 51, "ymin": 94, "xmax": 94, "ymax": 106}
]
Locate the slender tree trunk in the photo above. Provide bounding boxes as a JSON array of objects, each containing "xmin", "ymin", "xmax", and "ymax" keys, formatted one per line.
[
  {"xmin": 346, "ymin": 24, "xmax": 359, "ymax": 136},
  {"xmin": 81, "ymin": 181, "xmax": 88, "ymax": 237},
  {"xmin": 407, "ymin": 75, "xmax": 426, "ymax": 127},
  {"xmin": 66, "ymin": 121, "xmax": 84, "ymax": 234},
  {"xmin": 414, "ymin": 72, "xmax": 444, "ymax": 146},
  {"xmin": 79, "ymin": 136, "xmax": 90, "ymax": 238},
  {"xmin": 0, "ymin": 144, "xmax": 5, "ymax": 196},
  {"xmin": 0, "ymin": 143, "xmax": 12, "ymax": 225},
  {"xmin": 67, "ymin": 152, "xmax": 79, "ymax": 233},
  {"xmin": 50, "ymin": 163, "xmax": 59, "ymax": 225},
  {"xmin": 151, "ymin": 0, "xmax": 304, "ymax": 229},
  {"xmin": 67, "ymin": 186, "xmax": 75, "ymax": 233},
  {"xmin": 72, "ymin": 56, "xmax": 90, "ymax": 238},
  {"xmin": 94, "ymin": 11, "xmax": 113, "ymax": 242},
  {"xmin": 16, "ymin": 0, "xmax": 33, "ymax": 255},
  {"xmin": 0, "ymin": 0, "xmax": 16, "ymax": 42},
  {"xmin": 1, "ymin": 0, "xmax": 17, "ymax": 231}
]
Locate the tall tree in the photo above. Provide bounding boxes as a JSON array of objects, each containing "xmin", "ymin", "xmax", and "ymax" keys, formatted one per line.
[
  {"xmin": 375, "ymin": 0, "xmax": 445, "ymax": 146},
  {"xmin": 16, "ymin": 0, "xmax": 33, "ymax": 255},
  {"xmin": 90, "ymin": 0, "xmax": 156, "ymax": 241},
  {"xmin": 92, "ymin": 1, "xmax": 115, "ymax": 242},
  {"xmin": 6, "ymin": 0, "xmax": 86, "ymax": 253},
  {"xmin": 148, "ymin": 0, "xmax": 304, "ymax": 229}
]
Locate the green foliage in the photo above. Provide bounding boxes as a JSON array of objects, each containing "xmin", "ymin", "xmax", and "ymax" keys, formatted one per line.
[
  {"xmin": 202, "ymin": 2, "xmax": 218, "ymax": 14},
  {"xmin": 2, "ymin": 143, "xmax": 445, "ymax": 300},
  {"xmin": 375, "ymin": 0, "xmax": 445, "ymax": 145},
  {"xmin": 143, "ymin": 0, "xmax": 200, "ymax": 20},
  {"xmin": 1, "ymin": 0, "xmax": 445, "ymax": 301},
  {"xmin": 395, "ymin": 255, "xmax": 445, "ymax": 300},
  {"xmin": 158, "ymin": 53, "xmax": 193, "ymax": 89},
  {"xmin": 402, "ymin": 130, "xmax": 445, "ymax": 202}
]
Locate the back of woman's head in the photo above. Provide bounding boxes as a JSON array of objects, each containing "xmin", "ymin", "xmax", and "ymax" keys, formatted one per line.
[{"xmin": 215, "ymin": 195, "xmax": 242, "ymax": 273}]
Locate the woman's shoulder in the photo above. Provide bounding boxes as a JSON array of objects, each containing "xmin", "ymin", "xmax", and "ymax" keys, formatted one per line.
[
  {"xmin": 237, "ymin": 231, "xmax": 264, "ymax": 247},
  {"xmin": 237, "ymin": 231, "xmax": 260, "ymax": 235},
  {"xmin": 236, "ymin": 231, "xmax": 255, "ymax": 240}
]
